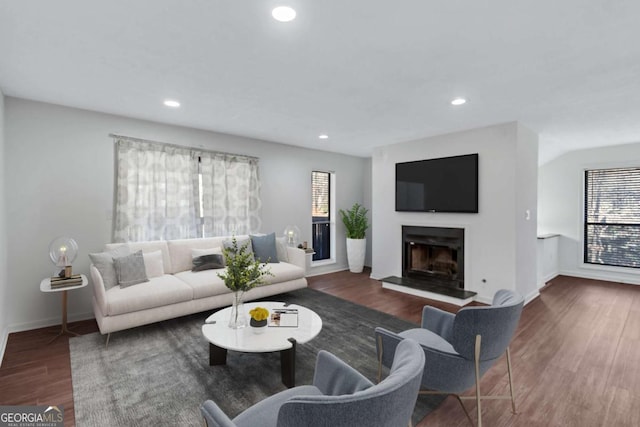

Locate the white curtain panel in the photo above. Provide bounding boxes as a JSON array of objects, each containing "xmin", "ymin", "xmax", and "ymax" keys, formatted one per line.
[
  {"xmin": 114, "ymin": 138, "xmax": 200, "ymax": 242},
  {"xmin": 198, "ymin": 152, "xmax": 261, "ymax": 237},
  {"xmin": 113, "ymin": 137, "xmax": 262, "ymax": 242}
]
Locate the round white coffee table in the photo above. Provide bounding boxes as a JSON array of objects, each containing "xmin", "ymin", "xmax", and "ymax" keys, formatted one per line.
[{"xmin": 202, "ymin": 301, "xmax": 322, "ymax": 388}]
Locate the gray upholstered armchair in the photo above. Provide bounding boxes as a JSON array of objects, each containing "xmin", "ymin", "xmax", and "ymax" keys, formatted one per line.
[
  {"xmin": 201, "ymin": 338, "xmax": 425, "ymax": 427},
  {"xmin": 375, "ymin": 289, "xmax": 524, "ymax": 427}
]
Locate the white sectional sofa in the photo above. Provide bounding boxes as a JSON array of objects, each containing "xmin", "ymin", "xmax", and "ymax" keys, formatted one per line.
[{"xmin": 90, "ymin": 235, "xmax": 308, "ymax": 336}]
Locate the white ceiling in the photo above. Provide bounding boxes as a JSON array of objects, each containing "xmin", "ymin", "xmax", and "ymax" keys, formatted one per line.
[{"xmin": 1, "ymin": 0, "xmax": 640, "ymax": 164}]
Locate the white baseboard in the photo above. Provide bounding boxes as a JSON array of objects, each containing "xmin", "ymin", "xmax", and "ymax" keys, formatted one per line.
[
  {"xmin": 0, "ymin": 324, "xmax": 8, "ymax": 367},
  {"xmin": 538, "ymin": 272, "xmax": 560, "ymax": 289},
  {"xmin": 7, "ymin": 310, "xmax": 95, "ymax": 335},
  {"xmin": 524, "ymin": 289, "xmax": 540, "ymax": 305},
  {"xmin": 559, "ymin": 269, "xmax": 640, "ymax": 286},
  {"xmin": 306, "ymin": 266, "xmax": 349, "ymax": 277}
]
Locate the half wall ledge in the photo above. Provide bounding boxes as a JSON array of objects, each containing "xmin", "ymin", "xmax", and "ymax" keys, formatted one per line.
[{"xmin": 381, "ymin": 276, "xmax": 477, "ymax": 306}]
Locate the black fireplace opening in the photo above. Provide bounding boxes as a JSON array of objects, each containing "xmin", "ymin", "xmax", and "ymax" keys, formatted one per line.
[{"xmin": 402, "ymin": 226, "xmax": 464, "ymax": 290}]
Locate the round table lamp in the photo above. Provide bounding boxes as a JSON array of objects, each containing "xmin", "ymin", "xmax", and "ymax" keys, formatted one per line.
[
  {"xmin": 283, "ymin": 225, "xmax": 301, "ymax": 247},
  {"xmin": 49, "ymin": 237, "xmax": 78, "ymax": 278}
]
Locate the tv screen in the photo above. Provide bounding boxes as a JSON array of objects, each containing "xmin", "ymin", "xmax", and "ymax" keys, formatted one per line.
[{"xmin": 396, "ymin": 153, "xmax": 478, "ymax": 213}]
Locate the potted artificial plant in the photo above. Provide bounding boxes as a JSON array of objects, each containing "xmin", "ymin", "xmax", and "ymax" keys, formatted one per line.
[
  {"xmin": 249, "ymin": 306, "xmax": 269, "ymax": 334},
  {"xmin": 339, "ymin": 203, "xmax": 369, "ymax": 273}
]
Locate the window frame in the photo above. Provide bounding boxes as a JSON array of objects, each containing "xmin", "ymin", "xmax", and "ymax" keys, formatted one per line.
[
  {"xmin": 583, "ymin": 165, "xmax": 640, "ymax": 270},
  {"xmin": 311, "ymin": 170, "xmax": 336, "ymax": 266}
]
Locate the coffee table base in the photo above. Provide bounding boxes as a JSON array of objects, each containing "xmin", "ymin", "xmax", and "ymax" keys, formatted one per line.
[{"xmin": 209, "ymin": 337, "xmax": 298, "ymax": 388}]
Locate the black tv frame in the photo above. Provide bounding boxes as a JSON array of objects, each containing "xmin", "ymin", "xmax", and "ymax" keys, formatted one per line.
[{"xmin": 395, "ymin": 153, "xmax": 479, "ymax": 213}]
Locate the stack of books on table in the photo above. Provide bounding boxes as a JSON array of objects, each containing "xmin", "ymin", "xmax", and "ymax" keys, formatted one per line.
[{"xmin": 50, "ymin": 274, "xmax": 83, "ymax": 288}]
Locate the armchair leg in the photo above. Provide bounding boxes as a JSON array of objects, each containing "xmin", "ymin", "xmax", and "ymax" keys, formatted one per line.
[
  {"xmin": 377, "ymin": 335, "xmax": 383, "ymax": 383},
  {"xmin": 474, "ymin": 334, "xmax": 482, "ymax": 427},
  {"xmin": 454, "ymin": 395, "xmax": 475, "ymax": 426},
  {"xmin": 105, "ymin": 333, "xmax": 111, "ymax": 348},
  {"xmin": 506, "ymin": 347, "xmax": 517, "ymax": 414},
  {"xmin": 419, "ymin": 391, "xmax": 474, "ymax": 426}
]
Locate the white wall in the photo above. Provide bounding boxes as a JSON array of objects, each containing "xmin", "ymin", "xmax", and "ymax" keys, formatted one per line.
[
  {"xmin": 363, "ymin": 157, "xmax": 373, "ymax": 267},
  {"xmin": 538, "ymin": 142, "xmax": 640, "ymax": 285},
  {"xmin": 0, "ymin": 89, "xmax": 8, "ymax": 360},
  {"xmin": 371, "ymin": 122, "xmax": 539, "ymax": 303},
  {"xmin": 4, "ymin": 97, "xmax": 368, "ymax": 332},
  {"xmin": 515, "ymin": 123, "xmax": 539, "ymax": 299}
]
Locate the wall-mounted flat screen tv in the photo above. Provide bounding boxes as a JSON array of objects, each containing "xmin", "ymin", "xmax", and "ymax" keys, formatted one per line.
[{"xmin": 396, "ymin": 153, "xmax": 479, "ymax": 213}]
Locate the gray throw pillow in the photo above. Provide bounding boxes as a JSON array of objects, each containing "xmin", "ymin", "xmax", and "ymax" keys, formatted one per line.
[
  {"xmin": 222, "ymin": 237, "xmax": 254, "ymax": 261},
  {"xmin": 89, "ymin": 246, "xmax": 131, "ymax": 290},
  {"xmin": 250, "ymin": 233, "xmax": 279, "ymax": 263},
  {"xmin": 113, "ymin": 250, "xmax": 149, "ymax": 288},
  {"xmin": 192, "ymin": 254, "xmax": 226, "ymax": 272}
]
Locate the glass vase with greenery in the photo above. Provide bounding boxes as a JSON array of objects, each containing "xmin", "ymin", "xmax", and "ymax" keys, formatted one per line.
[{"xmin": 218, "ymin": 236, "xmax": 272, "ymax": 328}]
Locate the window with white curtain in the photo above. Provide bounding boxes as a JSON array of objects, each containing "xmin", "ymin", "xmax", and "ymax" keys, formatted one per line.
[
  {"xmin": 197, "ymin": 151, "xmax": 261, "ymax": 237},
  {"xmin": 113, "ymin": 136, "xmax": 261, "ymax": 242}
]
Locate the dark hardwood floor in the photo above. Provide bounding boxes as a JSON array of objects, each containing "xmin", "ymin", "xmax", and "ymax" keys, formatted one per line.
[{"xmin": 1, "ymin": 271, "xmax": 639, "ymax": 426}]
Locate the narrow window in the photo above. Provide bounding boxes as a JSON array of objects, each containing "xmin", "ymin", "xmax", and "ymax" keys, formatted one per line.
[
  {"xmin": 312, "ymin": 171, "xmax": 331, "ymax": 261},
  {"xmin": 584, "ymin": 167, "xmax": 640, "ymax": 268}
]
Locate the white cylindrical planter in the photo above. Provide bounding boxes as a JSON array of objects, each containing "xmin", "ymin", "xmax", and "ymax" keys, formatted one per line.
[{"xmin": 346, "ymin": 238, "xmax": 366, "ymax": 273}]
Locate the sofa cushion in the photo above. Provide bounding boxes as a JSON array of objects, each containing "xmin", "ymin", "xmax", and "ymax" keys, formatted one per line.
[
  {"xmin": 114, "ymin": 250, "xmax": 149, "ymax": 288},
  {"xmin": 174, "ymin": 269, "xmax": 229, "ymax": 299},
  {"xmin": 167, "ymin": 237, "xmax": 226, "ymax": 274},
  {"xmin": 251, "ymin": 233, "xmax": 279, "ymax": 263},
  {"xmin": 105, "ymin": 275, "xmax": 194, "ymax": 316},
  {"xmin": 143, "ymin": 250, "xmax": 165, "ymax": 278},
  {"xmin": 89, "ymin": 245, "xmax": 131, "ymax": 291}
]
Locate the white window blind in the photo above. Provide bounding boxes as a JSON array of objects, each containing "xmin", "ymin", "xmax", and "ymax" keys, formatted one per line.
[
  {"xmin": 312, "ymin": 171, "xmax": 330, "ymax": 218},
  {"xmin": 584, "ymin": 167, "xmax": 640, "ymax": 268}
]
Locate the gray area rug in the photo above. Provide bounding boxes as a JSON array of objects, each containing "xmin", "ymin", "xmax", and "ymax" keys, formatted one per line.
[{"xmin": 70, "ymin": 288, "xmax": 444, "ymax": 426}]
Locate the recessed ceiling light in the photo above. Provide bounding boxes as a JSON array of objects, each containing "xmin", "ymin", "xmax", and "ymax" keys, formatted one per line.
[
  {"xmin": 163, "ymin": 99, "xmax": 181, "ymax": 108},
  {"xmin": 272, "ymin": 6, "xmax": 296, "ymax": 22},
  {"xmin": 451, "ymin": 98, "xmax": 467, "ymax": 106},
  {"xmin": 318, "ymin": 134, "xmax": 329, "ymax": 140}
]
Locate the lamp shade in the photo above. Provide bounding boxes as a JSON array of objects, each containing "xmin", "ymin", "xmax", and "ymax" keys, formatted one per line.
[
  {"xmin": 49, "ymin": 237, "xmax": 78, "ymax": 267},
  {"xmin": 283, "ymin": 225, "xmax": 301, "ymax": 247}
]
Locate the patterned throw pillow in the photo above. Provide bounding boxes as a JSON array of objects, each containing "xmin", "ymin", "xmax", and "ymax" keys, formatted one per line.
[
  {"xmin": 192, "ymin": 254, "xmax": 226, "ymax": 272},
  {"xmin": 113, "ymin": 250, "xmax": 149, "ymax": 288}
]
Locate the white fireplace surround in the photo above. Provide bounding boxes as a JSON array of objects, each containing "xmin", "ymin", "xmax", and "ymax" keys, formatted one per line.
[{"xmin": 371, "ymin": 122, "xmax": 540, "ymax": 305}]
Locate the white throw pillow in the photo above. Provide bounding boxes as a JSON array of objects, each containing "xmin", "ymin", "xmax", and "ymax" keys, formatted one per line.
[
  {"xmin": 275, "ymin": 236, "xmax": 289, "ymax": 262},
  {"xmin": 143, "ymin": 250, "xmax": 165, "ymax": 278}
]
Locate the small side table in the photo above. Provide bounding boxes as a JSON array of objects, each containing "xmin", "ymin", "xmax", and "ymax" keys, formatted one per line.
[
  {"xmin": 304, "ymin": 248, "xmax": 315, "ymax": 275},
  {"xmin": 40, "ymin": 274, "xmax": 88, "ymax": 343}
]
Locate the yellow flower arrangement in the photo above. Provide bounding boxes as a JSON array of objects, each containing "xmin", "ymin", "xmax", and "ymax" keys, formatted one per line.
[{"xmin": 249, "ymin": 307, "xmax": 269, "ymax": 322}]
